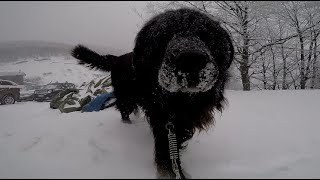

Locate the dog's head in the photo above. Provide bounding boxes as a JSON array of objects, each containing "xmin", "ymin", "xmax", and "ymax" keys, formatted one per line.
[{"xmin": 134, "ymin": 8, "xmax": 234, "ymax": 94}]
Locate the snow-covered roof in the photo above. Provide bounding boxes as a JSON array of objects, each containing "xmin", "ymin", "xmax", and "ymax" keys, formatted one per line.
[{"xmin": 0, "ymin": 71, "xmax": 26, "ymax": 76}]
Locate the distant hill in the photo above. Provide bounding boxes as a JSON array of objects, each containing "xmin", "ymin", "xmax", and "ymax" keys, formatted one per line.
[
  {"xmin": 0, "ymin": 40, "xmax": 126, "ymax": 63},
  {"xmin": 0, "ymin": 41, "xmax": 72, "ymax": 63}
]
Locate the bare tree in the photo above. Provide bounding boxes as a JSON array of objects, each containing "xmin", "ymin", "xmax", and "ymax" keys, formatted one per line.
[
  {"xmin": 211, "ymin": 2, "xmax": 252, "ymax": 90},
  {"xmin": 140, "ymin": 1, "xmax": 320, "ymax": 90},
  {"xmin": 279, "ymin": 2, "xmax": 320, "ymax": 89},
  {"xmin": 310, "ymin": 38, "xmax": 319, "ymax": 89},
  {"xmin": 304, "ymin": 5, "xmax": 320, "ymax": 88}
]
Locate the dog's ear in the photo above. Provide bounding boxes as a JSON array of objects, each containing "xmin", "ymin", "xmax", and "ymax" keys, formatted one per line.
[{"xmin": 71, "ymin": 44, "xmax": 115, "ymax": 72}]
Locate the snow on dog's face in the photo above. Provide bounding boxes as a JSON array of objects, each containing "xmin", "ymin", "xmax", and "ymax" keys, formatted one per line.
[{"xmin": 158, "ymin": 33, "xmax": 219, "ymax": 93}]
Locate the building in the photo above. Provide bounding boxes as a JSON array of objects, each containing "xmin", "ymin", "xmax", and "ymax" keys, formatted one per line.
[{"xmin": 0, "ymin": 71, "xmax": 26, "ymax": 85}]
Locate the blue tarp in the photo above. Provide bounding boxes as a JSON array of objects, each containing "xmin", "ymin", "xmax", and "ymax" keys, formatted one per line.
[{"xmin": 82, "ymin": 91, "xmax": 115, "ymax": 112}]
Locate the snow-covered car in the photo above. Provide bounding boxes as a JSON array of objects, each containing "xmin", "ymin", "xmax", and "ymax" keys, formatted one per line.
[
  {"xmin": 33, "ymin": 82, "xmax": 76, "ymax": 102},
  {"xmin": 20, "ymin": 89, "xmax": 36, "ymax": 102},
  {"xmin": 0, "ymin": 79, "xmax": 23, "ymax": 105}
]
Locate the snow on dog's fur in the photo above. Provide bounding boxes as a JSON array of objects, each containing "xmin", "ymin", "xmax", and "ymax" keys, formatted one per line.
[{"xmin": 71, "ymin": 8, "xmax": 234, "ymax": 179}]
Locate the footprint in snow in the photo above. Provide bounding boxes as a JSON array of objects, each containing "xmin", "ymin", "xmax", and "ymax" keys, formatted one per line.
[
  {"xmin": 21, "ymin": 136, "xmax": 42, "ymax": 152},
  {"xmin": 88, "ymin": 138, "xmax": 110, "ymax": 164}
]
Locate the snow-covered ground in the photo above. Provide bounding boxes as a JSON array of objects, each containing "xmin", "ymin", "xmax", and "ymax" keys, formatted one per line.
[{"xmin": 1, "ymin": 90, "xmax": 320, "ymax": 178}]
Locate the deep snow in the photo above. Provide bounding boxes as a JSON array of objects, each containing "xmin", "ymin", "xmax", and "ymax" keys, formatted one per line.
[{"xmin": 1, "ymin": 90, "xmax": 320, "ymax": 178}]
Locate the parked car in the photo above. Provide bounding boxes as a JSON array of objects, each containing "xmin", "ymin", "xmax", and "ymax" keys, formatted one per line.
[
  {"xmin": 33, "ymin": 82, "xmax": 76, "ymax": 102},
  {"xmin": 20, "ymin": 89, "xmax": 36, "ymax": 102},
  {"xmin": 19, "ymin": 82, "xmax": 43, "ymax": 102},
  {"xmin": 0, "ymin": 79, "xmax": 23, "ymax": 105}
]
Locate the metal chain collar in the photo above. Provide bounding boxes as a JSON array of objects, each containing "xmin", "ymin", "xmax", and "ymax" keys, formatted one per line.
[{"xmin": 166, "ymin": 121, "xmax": 182, "ymax": 179}]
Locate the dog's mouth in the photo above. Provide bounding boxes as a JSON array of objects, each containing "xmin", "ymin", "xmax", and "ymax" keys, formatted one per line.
[{"xmin": 158, "ymin": 34, "xmax": 219, "ymax": 93}]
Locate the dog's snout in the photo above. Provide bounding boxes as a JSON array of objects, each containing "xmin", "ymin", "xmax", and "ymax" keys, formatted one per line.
[
  {"xmin": 160, "ymin": 34, "xmax": 219, "ymax": 93},
  {"xmin": 175, "ymin": 52, "xmax": 208, "ymax": 72}
]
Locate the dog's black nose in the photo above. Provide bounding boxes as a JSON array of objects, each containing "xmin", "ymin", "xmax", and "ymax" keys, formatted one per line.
[{"xmin": 175, "ymin": 51, "xmax": 208, "ymax": 73}]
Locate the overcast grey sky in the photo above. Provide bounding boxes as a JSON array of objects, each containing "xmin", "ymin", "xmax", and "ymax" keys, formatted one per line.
[{"xmin": 0, "ymin": 1, "xmax": 149, "ymax": 52}]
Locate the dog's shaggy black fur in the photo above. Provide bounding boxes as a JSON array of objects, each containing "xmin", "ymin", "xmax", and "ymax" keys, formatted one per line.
[
  {"xmin": 72, "ymin": 8, "xmax": 234, "ymax": 179},
  {"xmin": 71, "ymin": 46, "xmax": 137, "ymax": 123}
]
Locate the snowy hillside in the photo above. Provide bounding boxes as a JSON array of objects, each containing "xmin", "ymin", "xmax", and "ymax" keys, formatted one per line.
[
  {"xmin": 0, "ymin": 90, "xmax": 320, "ymax": 178},
  {"xmin": 0, "ymin": 56, "xmax": 108, "ymax": 87}
]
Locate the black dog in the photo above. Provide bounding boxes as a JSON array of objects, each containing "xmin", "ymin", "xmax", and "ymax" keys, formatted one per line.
[
  {"xmin": 71, "ymin": 46, "xmax": 137, "ymax": 124},
  {"xmin": 72, "ymin": 8, "xmax": 234, "ymax": 179}
]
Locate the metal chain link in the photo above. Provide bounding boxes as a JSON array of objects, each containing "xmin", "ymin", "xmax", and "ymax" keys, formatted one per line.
[{"xmin": 166, "ymin": 122, "xmax": 182, "ymax": 179}]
